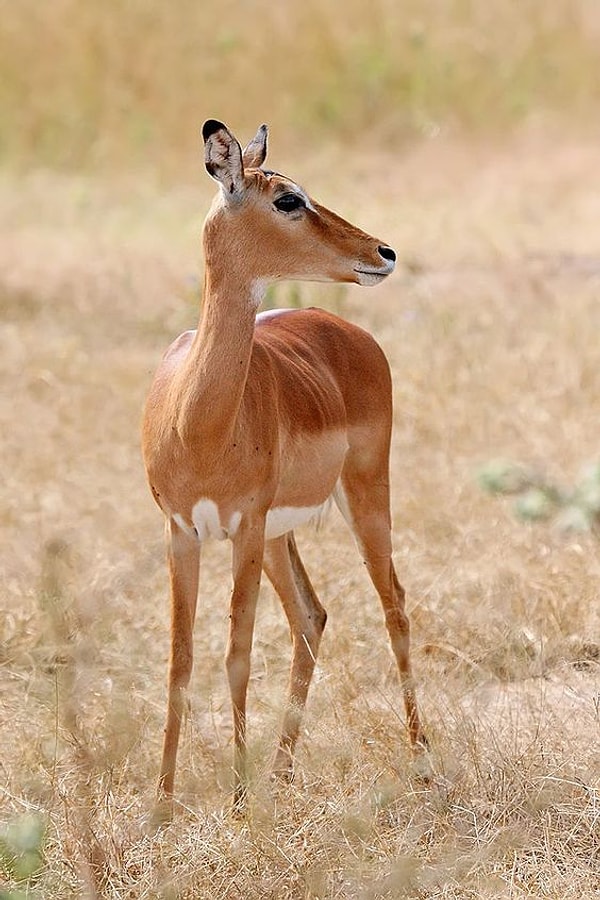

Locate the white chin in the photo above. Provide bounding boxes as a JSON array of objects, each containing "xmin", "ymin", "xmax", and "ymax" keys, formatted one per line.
[{"xmin": 355, "ymin": 271, "xmax": 387, "ymax": 286}]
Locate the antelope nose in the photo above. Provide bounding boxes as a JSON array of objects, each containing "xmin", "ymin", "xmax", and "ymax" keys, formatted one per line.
[{"xmin": 378, "ymin": 245, "xmax": 396, "ymax": 263}]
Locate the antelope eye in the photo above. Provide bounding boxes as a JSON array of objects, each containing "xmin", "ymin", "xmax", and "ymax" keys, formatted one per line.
[{"xmin": 274, "ymin": 193, "xmax": 305, "ymax": 213}]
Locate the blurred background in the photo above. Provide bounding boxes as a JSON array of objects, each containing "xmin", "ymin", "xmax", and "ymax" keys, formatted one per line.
[
  {"xmin": 1, "ymin": 3, "xmax": 599, "ymax": 898},
  {"xmin": 1, "ymin": 0, "xmax": 599, "ymax": 174}
]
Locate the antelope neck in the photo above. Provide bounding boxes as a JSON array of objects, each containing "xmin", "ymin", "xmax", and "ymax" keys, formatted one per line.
[{"xmin": 176, "ymin": 269, "xmax": 266, "ymax": 444}]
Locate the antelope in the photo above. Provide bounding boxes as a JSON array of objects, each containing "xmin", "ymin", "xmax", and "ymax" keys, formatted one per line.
[{"xmin": 142, "ymin": 120, "xmax": 428, "ymax": 818}]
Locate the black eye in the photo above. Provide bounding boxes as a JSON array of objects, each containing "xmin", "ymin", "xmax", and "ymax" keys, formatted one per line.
[{"xmin": 274, "ymin": 193, "xmax": 305, "ymax": 213}]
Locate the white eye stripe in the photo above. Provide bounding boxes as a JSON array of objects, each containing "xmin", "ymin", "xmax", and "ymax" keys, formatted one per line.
[
  {"xmin": 290, "ymin": 185, "xmax": 315, "ymax": 211},
  {"xmin": 272, "ymin": 178, "xmax": 315, "ymax": 213}
]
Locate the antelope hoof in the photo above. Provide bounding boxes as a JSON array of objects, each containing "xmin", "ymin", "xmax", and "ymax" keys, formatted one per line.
[
  {"xmin": 271, "ymin": 766, "xmax": 294, "ymax": 785},
  {"xmin": 411, "ymin": 741, "xmax": 434, "ymax": 784},
  {"xmin": 271, "ymin": 748, "xmax": 295, "ymax": 784},
  {"xmin": 146, "ymin": 797, "xmax": 174, "ymax": 833},
  {"xmin": 416, "ymin": 731, "xmax": 430, "ymax": 752},
  {"xmin": 231, "ymin": 783, "xmax": 248, "ymax": 817}
]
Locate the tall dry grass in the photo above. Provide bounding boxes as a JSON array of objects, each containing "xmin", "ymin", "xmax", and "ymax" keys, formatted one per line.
[
  {"xmin": 0, "ymin": 0, "xmax": 599, "ymax": 173},
  {"xmin": 1, "ymin": 1, "xmax": 599, "ymax": 896},
  {"xmin": 1, "ymin": 130, "xmax": 599, "ymax": 895}
]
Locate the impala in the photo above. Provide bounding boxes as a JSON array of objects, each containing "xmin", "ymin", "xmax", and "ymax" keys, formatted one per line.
[{"xmin": 142, "ymin": 120, "xmax": 427, "ymax": 818}]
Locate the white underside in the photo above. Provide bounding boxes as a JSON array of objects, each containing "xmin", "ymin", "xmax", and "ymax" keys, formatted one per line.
[
  {"xmin": 173, "ymin": 497, "xmax": 329, "ymax": 543},
  {"xmin": 264, "ymin": 503, "xmax": 326, "ymax": 539}
]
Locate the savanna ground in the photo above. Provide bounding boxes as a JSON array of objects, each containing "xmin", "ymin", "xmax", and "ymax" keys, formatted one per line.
[{"xmin": 1, "ymin": 2, "xmax": 599, "ymax": 898}]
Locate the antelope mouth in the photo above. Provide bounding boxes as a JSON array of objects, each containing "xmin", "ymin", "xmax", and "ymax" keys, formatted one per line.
[{"xmin": 353, "ymin": 266, "xmax": 392, "ymax": 285}]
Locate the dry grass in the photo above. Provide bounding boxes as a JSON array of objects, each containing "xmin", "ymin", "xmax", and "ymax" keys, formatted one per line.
[
  {"xmin": 2, "ymin": 5, "xmax": 600, "ymax": 896},
  {"xmin": 1, "ymin": 0, "xmax": 599, "ymax": 173},
  {"xmin": 1, "ymin": 124, "xmax": 599, "ymax": 897}
]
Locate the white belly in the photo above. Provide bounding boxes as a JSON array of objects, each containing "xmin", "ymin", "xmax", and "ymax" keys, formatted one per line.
[
  {"xmin": 172, "ymin": 498, "xmax": 327, "ymax": 543},
  {"xmin": 265, "ymin": 503, "xmax": 326, "ymax": 540}
]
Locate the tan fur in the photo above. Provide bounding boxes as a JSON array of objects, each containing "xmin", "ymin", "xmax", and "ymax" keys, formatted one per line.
[{"xmin": 142, "ymin": 121, "xmax": 426, "ymax": 819}]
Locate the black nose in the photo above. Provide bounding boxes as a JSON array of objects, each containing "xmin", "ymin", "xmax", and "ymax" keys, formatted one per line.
[{"xmin": 378, "ymin": 245, "xmax": 396, "ymax": 263}]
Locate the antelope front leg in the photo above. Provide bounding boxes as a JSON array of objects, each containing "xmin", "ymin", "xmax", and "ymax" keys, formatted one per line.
[
  {"xmin": 155, "ymin": 519, "xmax": 200, "ymax": 823},
  {"xmin": 226, "ymin": 520, "xmax": 265, "ymax": 809}
]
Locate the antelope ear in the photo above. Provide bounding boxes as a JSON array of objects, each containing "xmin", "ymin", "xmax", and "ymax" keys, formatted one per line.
[
  {"xmin": 202, "ymin": 119, "xmax": 245, "ymax": 199},
  {"xmin": 242, "ymin": 124, "xmax": 268, "ymax": 169}
]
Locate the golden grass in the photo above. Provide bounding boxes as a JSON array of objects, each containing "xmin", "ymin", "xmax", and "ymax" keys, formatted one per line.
[
  {"xmin": 0, "ymin": 0, "xmax": 599, "ymax": 173},
  {"xmin": 1, "ymin": 126, "xmax": 599, "ymax": 896}
]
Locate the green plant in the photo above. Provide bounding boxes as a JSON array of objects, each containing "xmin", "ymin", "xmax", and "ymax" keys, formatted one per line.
[
  {"xmin": 478, "ymin": 459, "xmax": 600, "ymax": 533},
  {"xmin": 0, "ymin": 814, "xmax": 46, "ymax": 895}
]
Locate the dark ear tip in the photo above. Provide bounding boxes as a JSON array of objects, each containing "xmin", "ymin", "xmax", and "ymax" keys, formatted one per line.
[{"xmin": 202, "ymin": 119, "xmax": 227, "ymax": 141}]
